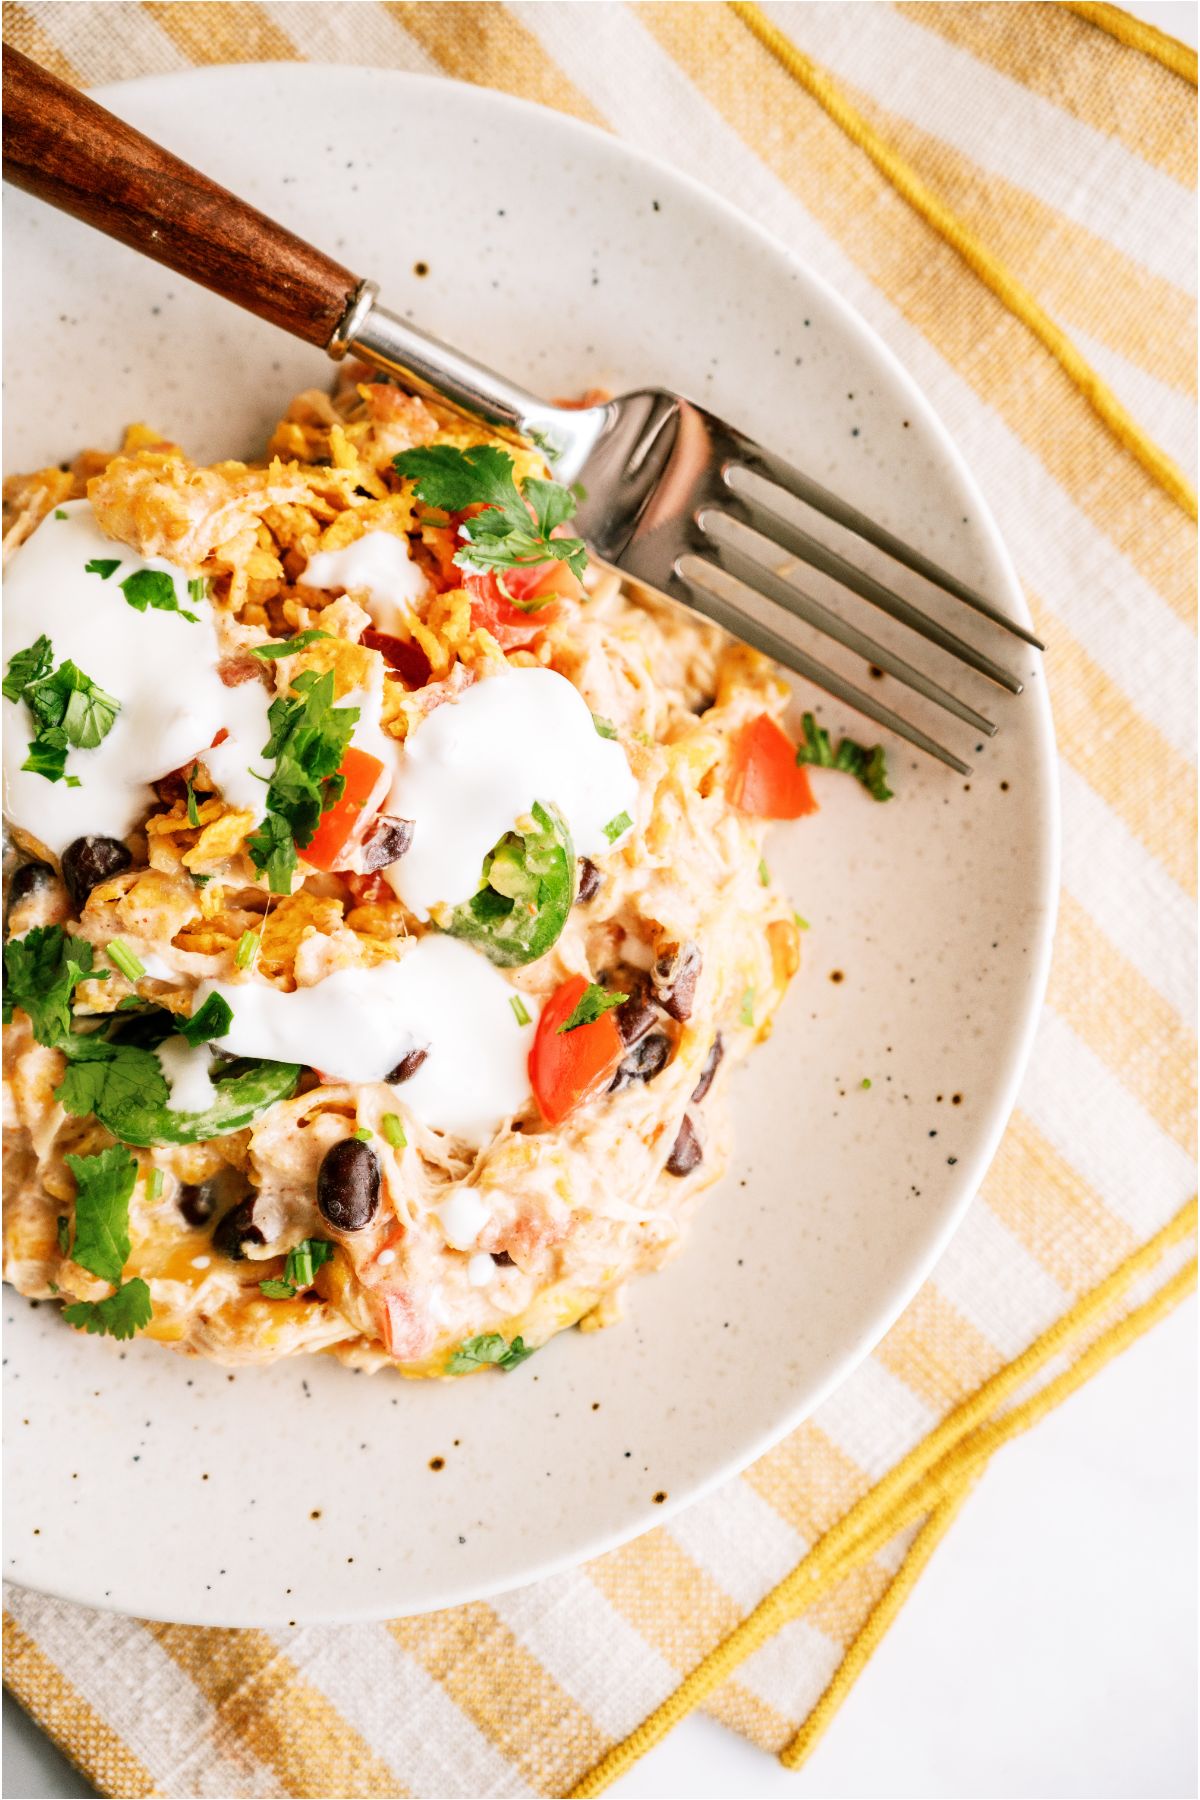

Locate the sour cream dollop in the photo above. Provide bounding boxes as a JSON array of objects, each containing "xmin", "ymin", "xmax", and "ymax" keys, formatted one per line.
[
  {"xmin": 2, "ymin": 502, "xmax": 270, "ymax": 854},
  {"xmin": 302, "ymin": 531, "xmax": 428, "ymax": 637},
  {"xmin": 384, "ymin": 667, "xmax": 638, "ymax": 919},
  {"xmin": 194, "ymin": 935, "xmax": 531, "ymax": 1144}
]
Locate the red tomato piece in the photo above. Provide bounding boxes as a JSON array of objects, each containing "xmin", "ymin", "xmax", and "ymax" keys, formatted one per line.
[
  {"xmin": 302, "ymin": 746, "xmax": 387, "ymax": 870},
  {"xmin": 727, "ymin": 714, "xmax": 818, "ymax": 819},
  {"xmin": 529, "ymin": 974, "xmax": 625, "ymax": 1126}
]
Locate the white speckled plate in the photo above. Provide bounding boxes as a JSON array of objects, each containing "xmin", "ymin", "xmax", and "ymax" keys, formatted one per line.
[{"xmin": 3, "ymin": 66, "xmax": 1057, "ymax": 1625}]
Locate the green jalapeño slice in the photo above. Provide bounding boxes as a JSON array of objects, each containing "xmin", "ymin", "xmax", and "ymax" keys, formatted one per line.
[{"xmin": 444, "ymin": 801, "xmax": 574, "ymax": 968}]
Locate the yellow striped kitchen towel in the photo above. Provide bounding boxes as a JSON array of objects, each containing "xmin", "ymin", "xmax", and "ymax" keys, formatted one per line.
[{"xmin": 2, "ymin": 4, "xmax": 1196, "ymax": 1796}]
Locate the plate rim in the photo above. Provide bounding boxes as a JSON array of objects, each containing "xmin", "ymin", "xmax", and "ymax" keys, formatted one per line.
[{"xmin": 4, "ymin": 60, "xmax": 1060, "ymax": 1625}]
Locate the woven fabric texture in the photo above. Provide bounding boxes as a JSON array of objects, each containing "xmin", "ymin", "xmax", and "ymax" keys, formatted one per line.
[{"xmin": 2, "ymin": 5, "xmax": 1196, "ymax": 1797}]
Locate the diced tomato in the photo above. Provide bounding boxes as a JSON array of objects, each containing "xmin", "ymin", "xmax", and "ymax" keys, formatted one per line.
[
  {"xmin": 377, "ymin": 1288, "xmax": 435, "ymax": 1362},
  {"xmin": 302, "ymin": 746, "xmax": 388, "ymax": 870},
  {"xmin": 361, "ymin": 627, "xmax": 431, "ymax": 688},
  {"xmin": 529, "ymin": 974, "xmax": 624, "ymax": 1125},
  {"xmin": 465, "ymin": 559, "xmax": 585, "ymax": 648},
  {"xmin": 728, "ymin": 714, "xmax": 818, "ymax": 819}
]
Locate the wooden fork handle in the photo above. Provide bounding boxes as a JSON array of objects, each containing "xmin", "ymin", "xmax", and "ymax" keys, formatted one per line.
[{"xmin": 2, "ymin": 48, "xmax": 363, "ymax": 349}]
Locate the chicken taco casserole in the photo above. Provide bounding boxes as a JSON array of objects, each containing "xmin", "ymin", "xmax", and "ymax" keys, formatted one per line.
[{"xmin": 2, "ymin": 371, "xmax": 889, "ymax": 1376}]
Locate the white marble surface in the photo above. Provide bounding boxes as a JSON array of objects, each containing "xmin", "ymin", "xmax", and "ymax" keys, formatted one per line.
[{"xmin": 5, "ymin": 1295, "xmax": 1194, "ymax": 1799}]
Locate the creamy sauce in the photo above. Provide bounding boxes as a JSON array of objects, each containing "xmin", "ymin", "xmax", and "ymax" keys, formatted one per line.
[
  {"xmin": 195, "ymin": 935, "xmax": 530, "ymax": 1143},
  {"xmin": 436, "ymin": 1189, "xmax": 490, "ymax": 1251},
  {"xmin": 384, "ymin": 667, "xmax": 637, "ymax": 918},
  {"xmin": 2, "ymin": 503, "xmax": 273, "ymax": 854},
  {"xmin": 302, "ymin": 532, "xmax": 428, "ymax": 638},
  {"xmin": 157, "ymin": 1037, "xmax": 219, "ymax": 1114}
]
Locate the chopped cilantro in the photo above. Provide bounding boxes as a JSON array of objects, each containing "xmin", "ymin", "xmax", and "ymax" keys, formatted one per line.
[
  {"xmin": 591, "ymin": 713, "xmax": 618, "ymax": 740},
  {"xmin": 185, "ymin": 767, "xmax": 201, "ymax": 828},
  {"xmin": 558, "ymin": 982, "xmax": 627, "ymax": 1034},
  {"xmin": 603, "ymin": 810, "xmax": 633, "ymax": 844},
  {"xmin": 250, "ymin": 629, "xmax": 332, "ymax": 659},
  {"xmin": 119, "ymin": 567, "xmax": 199, "ymax": 624},
  {"xmin": 446, "ymin": 1331, "xmax": 535, "ymax": 1374},
  {"xmin": 3, "ymin": 926, "xmax": 105, "ymax": 1043},
  {"xmin": 794, "ymin": 911, "xmax": 810, "ymax": 931},
  {"xmin": 3, "ymin": 635, "xmax": 53, "ymax": 702},
  {"xmin": 5, "ymin": 640, "xmax": 121, "ymax": 783},
  {"xmin": 191, "ymin": 873, "xmax": 212, "ymax": 888},
  {"xmin": 63, "ymin": 1279, "xmax": 152, "ymax": 1341},
  {"xmin": 860, "ymin": 1077, "xmax": 872, "ymax": 1089},
  {"xmin": 54, "ymin": 509, "xmax": 67, "ymax": 520},
  {"xmin": 796, "ymin": 712, "xmax": 892, "ymax": 802},
  {"xmin": 393, "ymin": 444, "xmax": 587, "ymax": 585},
  {"xmin": 235, "ymin": 930, "xmax": 258, "ymax": 970},
  {"xmin": 178, "ymin": 991, "xmax": 232, "ymax": 1048},
  {"xmin": 740, "ymin": 985, "xmax": 755, "ymax": 1027},
  {"xmin": 105, "ymin": 939, "xmax": 145, "ymax": 984},
  {"xmin": 381, "ymin": 1112, "xmax": 407, "ymax": 1150},
  {"xmin": 64, "ymin": 1145, "xmax": 137, "ymax": 1286},
  {"xmin": 247, "ymin": 669, "xmax": 358, "ymax": 894},
  {"xmin": 509, "ymin": 994, "xmax": 531, "ymax": 1027},
  {"xmin": 83, "ymin": 558, "xmax": 120, "ymax": 580}
]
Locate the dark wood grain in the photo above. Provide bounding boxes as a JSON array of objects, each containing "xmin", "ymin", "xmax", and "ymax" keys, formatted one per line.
[{"xmin": 2, "ymin": 47, "xmax": 362, "ymax": 349}]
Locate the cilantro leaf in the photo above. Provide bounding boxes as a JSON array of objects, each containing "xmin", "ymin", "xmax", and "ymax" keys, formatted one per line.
[
  {"xmin": 796, "ymin": 712, "xmax": 892, "ymax": 803},
  {"xmin": 394, "ymin": 444, "xmax": 587, "ymax": 583},
  {"xmin": 258, "ymin": 1237, "xmax": 333, "ymax": 1300},
  {"xmin": 591, "ymin": 713, "xmax": 618, "ymax": 740},
  {"xmin": 558, "ymin": 982, "xmax": 628, "ymax": 1034},
  {"xmin": 84, "ymin": 558, "xmax": 121, "ymax": 580},
  {"xmin": 64, "ymin": 1144, "xmax": 137, "ymax": 1285},
  {"xmin": 8, "ymin": 648, "xmax": 121, "ymax": 783},
  {"xmin": 446, "ymin": 1332, "xmax": 535, "ymax": 1374},
  {"xmin": 3, "ymin": 635, "xmax": 53, "ymax": 702},
  {"xmin": 119, "ymin": 567, "xmax": 199, "ymax": 624},
  {"xmin": 177, "ymin": 992, "xmax": 232, "ymax": 1048},
  {"xmin": 248, "ymin": 670, "xmax": 358, "ymax": 893},
  {"xmin": 250, "ymin": 629, "xmax": 332, "ymax": 660},
  {"xmin": 2, "ymin": 926, "xmax": 102, "ymax": 1044},
  {"xmin": 56, "ymin": 1036, "xmax": 170, "ymax": 1125},
  {"xmin": 63, "ymin": 1278, "xmax": 152, "ymax": 1341}
]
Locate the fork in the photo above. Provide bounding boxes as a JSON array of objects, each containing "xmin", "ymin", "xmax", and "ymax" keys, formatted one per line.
[{"xmin": 4, "ymin": 48, "xmax": 1041, "ymax": 776}]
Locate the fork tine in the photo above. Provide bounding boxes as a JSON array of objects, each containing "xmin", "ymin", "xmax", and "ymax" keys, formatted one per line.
[
  {"xmin": 677, "ymin": 553, "xmax": 972, "ymax": 775},
  {"xmin": 728, "ymin": 449, "xmax": 1045, "ymax": 651},
  {"xmin": 724, "ymin": 473, "xmax": 1025, "ymax": 694},
  {"xmin": 699, "ymin": 510, "xmax": 997, "ymax": 736}
]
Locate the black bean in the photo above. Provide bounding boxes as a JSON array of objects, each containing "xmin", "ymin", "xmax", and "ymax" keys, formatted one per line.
[
  {"xmin": 212, "ymin": 1197, "xmax": 264, "ymax": 1261},
  {"xmin": 665, "ymin": 1114, "xmax": 703, "ymax": 1177},
  {"xmin": 5, "ymin": 859, "xmax": 55, "ymax": 922},
  {"xmin": 690, "ymin": 1034, "xmax": 724, "ymax": 1104},
  {"xmin": 610, "ymin": 1031, "xmax": 672, "ymax": 1091},
  {"xmin": 178, "ymin": 1180, "xmax": 220, "ymax": 1229},
  {"xmin": 318, "ymin": 1137, "xmax": 381, "ymax": 1232},
  {"xmin": 652, "ymin": 941, "xmax": 701, "ymax": 1022},
  {"xmin": 575, "ymin": 857, "xmax": 602, "ymax": 905},
  {"xmin": 385, "ymin": 1047, "xmax": 428, "ymax": 1084},
  {"xmin": 61, "ymin": 836, "xmax": 132, "ymax": 909},
  {"xmin": 615, "ymin": 997, "xmax": 657, "ymax": 1046},
  {"xmin": 691, "ymin": 693, "xmax": 715, "ymax": 715},
  {"xmin": 491, "ymin": 1250, "xmax": 515, "ymax": 1267},
  {"xmin": 361, "ymin": 815, "xmax": 414, "ymax": 873}
]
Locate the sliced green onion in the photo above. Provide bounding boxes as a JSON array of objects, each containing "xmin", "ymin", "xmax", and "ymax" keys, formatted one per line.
[
  {"xmin": 603, "ymin": 810, "xmax": 633, "ymax": 844},
  {"xmin": 381, "ymin": 1112, "xmax": 407, "ymax": 1150},
  {"xmin": 54, "ymin": 509, "xmax": 67, "ymax": 520},
  {"xmin": 793, "ymin": 911, "xmax": 810, "ymax": 931},
  {"xmin": 591, "ymin": 713, "xmax": 618, "ymax": 740},
  {"xmin": 259, "ymin": 1277, "xmax": 295, "ymax": 1300},
  {"xmin": 106, "ymin": 939, "xmax": 145, "ymax": 983},
  {"xmin": 758, "ymin": 858, "xmax": 770, "ymax": 887},
  {"xmin": 509, "ymin": 994, "xmax": 532, "ymax": 1027},
  {"xmin": 860, "ymin": 1077, "xmax": 872, "ymax": 1090},
  {"xmin": 145, "ymin": 1168, "xmax": 164, "ymax": 1200},
  {"xmin": 235, "ymin": 930, "xmax": 258, "ymax": 970},
  {"xmin": 739, "ymin": 985, "xmax": 755, "ymax": 1027},
  {"xmin": 354, "ymin": 1126, "xmax": 373, "ymax": 1142}
]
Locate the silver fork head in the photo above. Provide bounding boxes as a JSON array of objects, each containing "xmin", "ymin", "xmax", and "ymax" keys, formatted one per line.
[{"xmin": 555, "ymin": 389, "xmax": 1036, "ymax": 772}]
